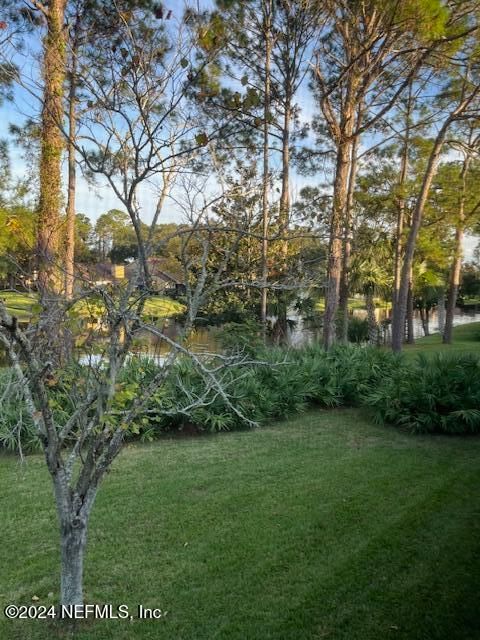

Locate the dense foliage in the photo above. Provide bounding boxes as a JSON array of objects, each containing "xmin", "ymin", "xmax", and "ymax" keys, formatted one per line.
[
  {"xmin": 366, "ymin": 353, "xmax": 480, "ymax": 434},
  {"xmin": 2, "ymin": 344, "xmax": 479, "ymax": 454}
]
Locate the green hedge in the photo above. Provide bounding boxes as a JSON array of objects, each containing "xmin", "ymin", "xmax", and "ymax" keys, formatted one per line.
[
  {"xmin": 1, "ymin": 346, "xmax": 479, "ymax": 453},
  {"xmin": 366, "ymin": 353, "xmax": 480, "ymax": 434}
]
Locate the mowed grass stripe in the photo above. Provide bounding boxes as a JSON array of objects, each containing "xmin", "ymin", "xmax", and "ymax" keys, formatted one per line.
[{"xmin": 0, "ymin": 409, "xmax": 479, "ymax": 639}]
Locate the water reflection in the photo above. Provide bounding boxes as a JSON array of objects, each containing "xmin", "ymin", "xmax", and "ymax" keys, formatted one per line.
[{"xmin": 2, "ymin": 307, "xmax": 480, "ymax": 368}]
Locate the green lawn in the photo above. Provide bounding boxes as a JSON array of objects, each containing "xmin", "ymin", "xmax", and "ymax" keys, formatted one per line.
[
  {"xmin": 71, "ymin": 295, "xmax": 185, "ymax": 320},
  {"xmin": 1, "ymin": 409, "xmax": 479, "ymax": 639},
  {"xmin": 315, "ymin": 297, "xmax": 391, "ymax": 312},
  {"xmin": 0, "ymin": 291, "xmax": 40, "ymax": 320},
  {"xmin": 404, "ymin": 322, "xmax": 480, "ymax": 357},
  {"xmin": 0, "ymin": 291, "xmax": 185, "ymax": 322}
]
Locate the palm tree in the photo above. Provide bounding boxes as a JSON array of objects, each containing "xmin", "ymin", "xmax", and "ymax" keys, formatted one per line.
[
  {"xmin": 413, "ymin": 262, "xmax": 445, "ymax": 337},
  {"xmin": 350, "ymin": 250, "xmax": 391, "ymax": 346}
]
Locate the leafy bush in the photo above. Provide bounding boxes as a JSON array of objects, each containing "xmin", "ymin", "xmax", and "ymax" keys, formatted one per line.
[
  {"xmin": 347, "ymin": 316, "xmax": 369, "ymax": 343},
  {"xmin": 0, "ymin": 344, "xmax": 406, "ymax": 452},
  {"xmin": 129, "ymin": 344, "xmax": 401, "ymax": 435},
  {"xmin": 366, "ymin": 353, "xmax": 480, "ymax": 434},
  {"xmin": 1, "ymin": 346, "xmax": 478, "ymax": 454},
  {"xmin": 0, "ymin": 370, "xmax": 38, "ymax": 453},
  {"xmin": 216, "ymin": 320, "xmax": 264, "ymax": 356}
]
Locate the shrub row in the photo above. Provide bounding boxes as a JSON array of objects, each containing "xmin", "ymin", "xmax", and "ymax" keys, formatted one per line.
[
  {"xmin": 1, "ymin": 345, "xmax": 479, "ymax": 453},
  {"xmin": 366, "ymin": 353, "xmax": 480, "ymax": 434}
]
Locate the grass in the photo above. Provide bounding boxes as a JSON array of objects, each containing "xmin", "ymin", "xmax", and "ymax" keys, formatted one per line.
[
  {"xmin": 68, "ymin": 295, "xmax": 185, "ymax": 321},
  {"xmin": 1, "ymin": 409, "xmax": 479, "ymax": 639},
  {"xmin": 404, "ymin": 322, "xmax": 480, "ymax": 358},
  {"xmin": 0, "ymin": 291, "xmax": 40, "ymax": 320},
  {"xmin": 315, "ymin": 297, "xmax": 392, "ymax": 313},
  {"xmin": 0, "ymin": 291, "xmax": 185, "ymax": 322},
  {"xmin": 141, "ymin": 296, "xmax": 185, "ymax": 319}
]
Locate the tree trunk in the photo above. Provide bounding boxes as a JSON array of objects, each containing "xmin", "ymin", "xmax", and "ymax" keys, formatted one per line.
[
  {"xmin": 322, "ymin": 62, "xmax": 357, "ymax": 350},
  {"xmin": 437, "ymin": 289, "xmax": 446, "ymax": 336},
  {"xmin": 393, "ymin": 82, "xmax": 412, "ymax": 314},
  {"xmin": 338, "ymin": 130, "xmax": 360, "ymax": 343},
  {"xmin": 260, "ymin": 0, "xmax": 272, "ymax": 341},
  {"xmin": 391, "ymin": 83, "xmax": 480, "ymax": 352},
  {"xmin": 406, "ymin": 272, "xmax": 414, "ymax": 344},
  {"xmin": 391, "ymin": 119, "xmax": 452, "ymax": 352},
  {"xmin": 443, "ymin": 225, "xmax": 464, "ymax": 344},
  {"xmin": 323, "ymin": 137, "xmax": 352, "ymax": 349},
  {"xmin": 365, "ymin": 289, "xmax": 378, "ymax": 345},
  {"xmin": 444, "ymin": 154, "xmax": 469, "ymax": 344},
  {"xmin": 60, "ymin": 522, "xmax": 87, "ymax": 607},
  {"xmin": 64, "ymin": 52, "xmax": 77, "ymax": 300},
  {"xmin": 419, "ymin": 307, "xmax": 427, "ymax": 336},
  {"xmin": 274, "ymin": 97, "xmax": 291, "ymax": 345},
  {"xmin": 37, "ymin": 0, "xmax": 67, "ymax": 292},
  {"xmin": 54, "ymin": 473, "xmax": 97, "ymax": 607},
  {"xmin": 393, "ymin": 137, "xmax": 408, "ymax": 311}
]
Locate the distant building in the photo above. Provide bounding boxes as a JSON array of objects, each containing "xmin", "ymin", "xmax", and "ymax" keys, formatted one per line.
[
  {"xmin": 76, "ymin": 258, "xmax": 186, "ymax": 296},
  {"xmin": 125, "ymin": 258, "xmax": 186, "ymax": 296}
]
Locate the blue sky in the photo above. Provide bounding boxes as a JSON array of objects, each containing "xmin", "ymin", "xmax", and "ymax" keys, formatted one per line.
[
  {"xmin": 0, "ymin": 51, "xmax": 320, "ymax": 228},
  {"xmin": 0, "ymin": 3, "xmax": 477, "ymax": 258}
]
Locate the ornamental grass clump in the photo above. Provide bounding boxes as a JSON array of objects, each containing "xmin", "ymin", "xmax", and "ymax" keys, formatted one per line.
[{"xmin": 366, "ymin": 353, "xmax": 480, "ymax": 434}]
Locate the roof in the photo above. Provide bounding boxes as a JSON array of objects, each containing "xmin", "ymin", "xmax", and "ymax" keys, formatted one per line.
[
  {"xmin": 125, "ymin": 257, "xmax": 185, "ymax": 285},
  {"xmin": 75, "ymin": 262, "xmax": 118, "ymax": 282},
  {"xmin": 76, "ymin": 258, "xmax": 185, "ymax": 286}
]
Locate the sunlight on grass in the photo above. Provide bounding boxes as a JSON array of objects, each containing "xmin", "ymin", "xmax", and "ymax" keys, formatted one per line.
[
  {"xmin": 71, "ymin": 295, "xmax": 185, "ymax": 321},
  {"xmin": 0, "ymin": 291, "xmax": 40, "ymax": 320},
  {"xmin": 1, "ymin": 409, "xmax": 479, "ymax": 640},
  {"xmin": 315, "ymin": 297, "xmax": 392, "ymax": 312},
  {"xmin": 1, "ymin": 291, "xmax": 185, "ymax": 322},
  {"xmin": 404, "ymin": 322, "xmax": 480, "ymax": 358}
]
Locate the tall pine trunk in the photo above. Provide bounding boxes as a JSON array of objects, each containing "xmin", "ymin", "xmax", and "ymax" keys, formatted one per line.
[
  {"xmin": 444, "ymin": 155, "xmax": 469, "ymax": 344},
  {"xmin": 322, "ymin": 65, "xmax": 357, "ymax": 350},
  {"xmin": 391, "ymin": 86, "xmax": 479, "ymax": 352},
  {"xmin": 437, "ymin": 289, "xmax": 446, "ymax": 336},
  {"xmin": 64, "ymin": 52, "xmax": 77, "ymax": 300},
  {"xmin": 323, "ymin": 137, "xmax": 352, "ymax": 349},
  {"xmin": 406, "ymin": 271, "xmax": 415, "ymax": 344},
  {"xmin": 391, "ymin": 121, "xmax": 451, "ymax": 352},
  {"xmin": 393, "ymin": 82, "xmax": 412, "ymax": 314},
  {"xmin": 338, "ymin": 131, "xmax": 359, "ymax": 343},
  {"xmin": 37, "ymin": 0, "xmax": 67, "ymax": 292},
  {"xmin": 443, "ymin": 225, "xmax": 464, "ymax": 344},
  {"xmin": 275, "ymin": 98, "xmax": 291, "ymax": 344},
  {"xmin": 260, "ymin": 0, "xmax": 272, "ymax": 341}
]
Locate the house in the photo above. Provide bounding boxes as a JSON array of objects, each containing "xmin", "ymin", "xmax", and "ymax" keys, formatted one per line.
[
  {"xmin": 125, "ymin": 257, "xmax": 186, "ymax": 296},
  {"xmin": 76, "ymin": 259, "xmax": 185, "ymax": 296},
  {"xmin": 75, "ymin": 262, "xmax": 126, "ymax": 287}
]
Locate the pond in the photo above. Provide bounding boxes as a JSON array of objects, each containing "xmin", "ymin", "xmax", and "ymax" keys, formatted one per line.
[{"xmin": 1, "ymin": 306, "xmax": 479, "ymax": 368}]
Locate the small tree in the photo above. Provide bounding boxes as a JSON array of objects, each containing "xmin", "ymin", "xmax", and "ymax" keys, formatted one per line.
[{"xmin": 0, "ymin": 6, "xmax": 255, "ymax": 608}]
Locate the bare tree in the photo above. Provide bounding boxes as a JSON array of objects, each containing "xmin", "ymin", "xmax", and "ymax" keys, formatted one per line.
[{"xmin": 0, "ymin": 8, "xmax": 257, "ymax": 608}]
